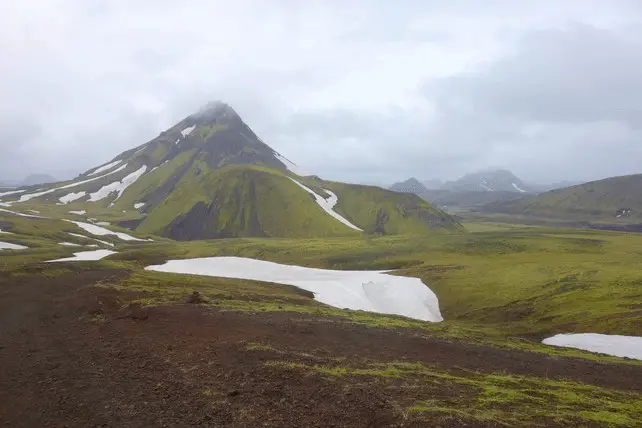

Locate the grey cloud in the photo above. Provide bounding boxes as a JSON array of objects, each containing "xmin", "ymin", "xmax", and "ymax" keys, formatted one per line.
[{"xmin": 2, "ymin": 1, "xmax": 642, "ymax": 186}]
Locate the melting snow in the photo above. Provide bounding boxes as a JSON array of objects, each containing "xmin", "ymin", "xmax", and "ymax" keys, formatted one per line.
[
  {"xmin": 88, "ymin": 165, "xmax": 148, "ymax": 202},
  {"xmin": 0, "ymin": 208, "xmax": 44, "ymax": 218},
  {"xmin": 479, "ymin": 182, "xmax": 493, "ymax": 192},
  {"xmin": 0, "ymin": 202, "xmax": 13, "ymax": 207},
  {"xmin": 59, "ymin": 191, "xmax": 86, "ymax": 204},
  {"xmin": 180, "ymin": 125, "xmax": 196, "ymax": 137},
  {"xmin": 96, "ymin": 221, "xmax": 111, "ymax": 226},
  {"xmin": 88, "ymin": 160, "xmax": 122, "ymax": 176},
  {"xmin": 67, "ymin": 220, "xmax": 151, "ymax": 242},
  {"xmin": 18, "ymin": 164, "xmax": 127, "ymax": 202},
  {"xmin": 0, "ymin": 189, "xmax": 25, "ymax": 198},
  {"xmin": 0, "ymin": 228, "xmax": 13, "ymax": 234},
  {"xmin": 174, "ymin": 138, "xmax": 180, "ymax": 145},
  {"xmin": 512, "ymin": 183, "xmax": 527, "ymax": 193},
  {"xmin": 0, "ymin": 241, "xmax": 28, "ymax": 250},
  {"xmin": 134, "ymin": 203, "xmax": 145, "ymax": 209},
  {"xmin": 542, "ymin": 333, "xmax": 642, "ymax": 361},
  {"xmin": 27, "ymin": 210, "xmax": 40, "ymax": 214},
  {"xmin": 59, "ymin": 242, "xmax": 82, "ymax": 247},
  {"xmin": 146, "ymin": 257, "xmax": 442, "ymax": 322},
  {"xmin": 68, "ymin": 232, "xmax": 114, "ymax": 247},
  {"xmin": 288, "ymin": 178, "xmax": 362, "ymax": 231},
  {"xmin": 46, "ymin": 249, "xmax": 117, "ymax": 262},
  {"xmin": 69, "ymin": 210, "xmax": 86, "ymax": 215}
]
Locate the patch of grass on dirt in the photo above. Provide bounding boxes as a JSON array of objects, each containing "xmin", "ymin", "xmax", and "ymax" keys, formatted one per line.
[{"xmin": 267, "ymin": 360, "xmax": 642, "ymax": 426}]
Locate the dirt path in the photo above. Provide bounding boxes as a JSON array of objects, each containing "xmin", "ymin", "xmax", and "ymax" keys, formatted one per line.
[{"xmin": 0, "ymin": 268, "xmax": 640, "ymax": 427}]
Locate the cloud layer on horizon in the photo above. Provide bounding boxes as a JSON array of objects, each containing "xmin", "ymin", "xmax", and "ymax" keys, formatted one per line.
[{"xmin": 2, "ymin": 0, "xmax": 642, "ymax": 186}]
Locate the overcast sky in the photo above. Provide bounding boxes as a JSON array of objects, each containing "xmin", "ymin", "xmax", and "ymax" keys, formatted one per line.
[{"xmin": 2, "ymin": 1, "xmax": 642, "ymax": 186}]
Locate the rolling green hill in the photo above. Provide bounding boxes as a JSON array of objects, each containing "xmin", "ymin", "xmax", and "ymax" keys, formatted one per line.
[{"xmin": 481, "ymin": 174, "xmax": 642, "ymax": 223}]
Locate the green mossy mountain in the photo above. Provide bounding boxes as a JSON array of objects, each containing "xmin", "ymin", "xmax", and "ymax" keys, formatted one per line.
[
  {"xmin": 480, "ymin": 173, "xmax": 642, "ymax": 222},
  {"xmin": 0, "ymin": 101, "xmax": 462, "ymax": 239}
]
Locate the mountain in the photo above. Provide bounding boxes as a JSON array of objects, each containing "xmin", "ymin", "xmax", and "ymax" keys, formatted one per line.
[
  {"xmin": 389, "ymin": 178, "xmax": 429, "ymax": 195},
  {"xmin": 0, "ymin": 101, "xmax": 462, "ymax": 239},
  {"xmin": 21, "ymin": 174, "xmax": 57, "ymax": 186},
  {"xmin": 442, "ymin": 169, "xmax": 532, "ymax": 193},
  {"xmin": 529, "ymin": 180, "xmax": 585, "ymax": 193},
  {"xmin": 480, "ymin": 174, "xmax": 642, "ymax": 222},
  {"xmin": 390, "ymin": 174, "xmax": 528, "ymax": 210}
]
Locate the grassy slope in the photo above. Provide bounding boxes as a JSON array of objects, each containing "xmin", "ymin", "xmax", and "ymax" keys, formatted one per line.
[
  {"xmin": 133, "ymin": 164, "xmax": 462, "ymax": 239},
  {"xmin": 104, "ymin": 225, "xmax": 642, "ymax": 344},
  {"xmin": 484, "ymin": 174, "xmax": 642, "ymax": 222},
  {"xmin": 321, "ymin": 180, "xmax": 463, "ymax": 234},
  {"xmin": 2, "ymin": 216, "xmax": 641, "ymax": 425}
]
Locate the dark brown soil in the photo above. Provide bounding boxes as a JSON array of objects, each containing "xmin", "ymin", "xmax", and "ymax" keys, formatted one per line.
[{"xmin": 0, "ymin": 268, "xmax": 640, "ymax": 427}]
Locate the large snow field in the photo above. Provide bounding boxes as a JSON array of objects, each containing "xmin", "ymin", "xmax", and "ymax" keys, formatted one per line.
[
  {"xmin": 59, "ymin": 191, "xmax": 87, "ymax": 204},
  {"xmin": 542, "ymin": 333, "xmax": 642, "ymax": 361},
  {"xmin": 145, "ymin": 256, "xmax": 442, "ymax": 322},
  {"xmin": 288, "ymin": 178, "xmax": 362, "ymax": 231},
  {"xmin": 46, "ymin": 249, "xmax": 117, "ymax": 262}
]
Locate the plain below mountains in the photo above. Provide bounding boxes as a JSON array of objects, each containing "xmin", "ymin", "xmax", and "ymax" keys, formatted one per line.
[{"xmin": 0, "ymin": 102, "xmax": 462, "ymax": 240}]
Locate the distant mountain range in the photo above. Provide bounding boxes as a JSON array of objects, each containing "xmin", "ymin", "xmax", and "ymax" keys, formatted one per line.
[
  {"xmin": 0, "ymin": 102, "xmax": 462, "ymax": 239},
  {"xmin": 389, "ymin": 170, "xmax": 588, "ymax": 210}
]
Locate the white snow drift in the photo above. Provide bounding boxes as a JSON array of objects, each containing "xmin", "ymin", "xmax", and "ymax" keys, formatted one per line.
[
  {"xmin": 46, "ymin": 249, "xmax": 117, "ymax": 262},
  {"xmin": 288, "ymin": 178, "xmax": 362, "ymax": 231},
  {"xmin": 0, "ymin": 228, "xmax": 13, "ymax": 234},
  {"xmin": 18, "ymin": 164, "xmax": 127, "ymax": 202},
  {"xmin": 59, "ymin": 191, "xmax": 86, "ymax": 204},
  {"xmin": 542, "ymin": 333, "xmax": 642, "ymax": 361},
  {"xmin": 0, "ymin": 241, "xmax": 28, "ymax": 250},
  {"xmin": 512, "ymin": 183, "xmax": 527, "ymax": 193},
  {"xmin": 0, "ymin": 189, "xmax": 25, "ymax": 198},
  {"xmin": 69, "ymin": 210, "xmax": 86, "ymax": 215},
  {"xmin": 58, "ymin": 242, "xmax": 82, "ymax": 247},
  {"xmin": 88, "ymin": 165, "xmax": 147, "ymax": 202},
  {"xmin": 88, "ymin": 160, "xmax": 122, "ymax": 176},
  {"xmin": 145, "ymin": 256, "xmax": 442, "ymax": 322},
  {"xmin": 180, "ymin": 125, "xmax": 196, "ymax": 137},
  {"xmin": 66, "ymin": 220, "xmax": 150, "ymax": 242},
  {"xmin": 134, "ymin": 203, "xmax": 145, "ymax": 209}
]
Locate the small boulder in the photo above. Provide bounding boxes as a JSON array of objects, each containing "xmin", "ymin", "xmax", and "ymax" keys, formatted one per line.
[{"xmin": 184, "ymin": 291, "xmax": 209, "ymax": 304}]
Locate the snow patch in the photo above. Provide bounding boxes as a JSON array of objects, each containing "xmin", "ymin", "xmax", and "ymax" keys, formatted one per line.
[
  {"xmin": 18, "ymin": 164, "xmax": 127, "ymax": 202},
  {"xmin": 46, "ymin": 249, "xmax": 117, "ymax": 262},
  {"xmin": 67, "ymin": 220, "xmax": 150, "ymax": 242},
  {"xmin": 88, "ymin": 160, "xmax": 122, "ymax": 176},
  {"xmin": 27, "ymin": 210, "xmax": 40, "ymax": 214},
  {"xmin": 512, "ymin": 183, "xmax": 527, "ymax": 193},
  {"xmin": 542, "ymin": 333, "xmax": 642, "ymax": 361},
  {"xmin": 68, "ymin": 232, "xmax": 114, "ymax": 247},
  {"xmin": 96, "ymin": 221, "xmax": 111, "ymax": 226},
  {"xmin": 0, "ymin": 189, "xmax": 25, "ymax": 198},
  {"xmin": 0, "ymin": 228, "xmax": 13, "ymax": 234},
  {"xmin": 0, "ymin": 208, "xmax": 44, "ymax": 218},
  {"xmin": 180, "ymin": 125, "xmax": 196, "ymax": 137},
  {"xmin": 0, "ymin": 202, "xmax": 13, "ymax": 207},
  {"xmin": 69, "ymin": 210, "xmax": 86, "ymax": 215},
  {"xmin": 479, "ymin": 182, "xmax": 493, "ymax": 192},
  {"xmin": 0, "ymin": 241, "xmax": 28, "ymax": 250},
  {"xmin": 58, "ymin": 242, "xmax": 82, "ymax": 247},
  {"xmin": 134, "ymin": 203, "xmax": 145, "ymax": 209},
  {"xmin": 174, "ymin": 138, "xmax": 180, "ymax": 145},
  {"xmin": 88, "ymin": 165, "xmax": 148, "ymax": 202},
  {"xmin": 146, "ymin": 257, "xmax": 442, "ymax": 322},
  {"xmin": 288, "ymin": 178, "xmax": 362, "ymax": 231},
  {"xmin": 59, "ymin": 191, "xmax": 86, "ymax": 204}
]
